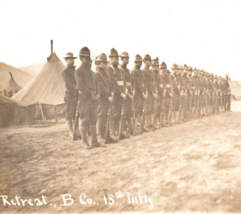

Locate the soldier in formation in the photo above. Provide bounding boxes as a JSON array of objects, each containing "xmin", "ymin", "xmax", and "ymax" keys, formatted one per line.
[{"xmin": 62, "ymin": 47, "xmax": 232, "ymax": 149}]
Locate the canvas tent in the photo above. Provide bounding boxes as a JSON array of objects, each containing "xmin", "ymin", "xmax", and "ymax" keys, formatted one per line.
[
  {"xmin": 0, "ymin": 94, "xmax": 33, "ymax": 127},
  {"xmin": 1, "ymin": 72, "xmax": 21, "ymax": 97},
  {"xmin": 11, "ymin": 52, "xmax": 66, "ymax": 121},
  {"xmin": 229, "ymin": 81, "xmax": 241, "ymax": 100}
]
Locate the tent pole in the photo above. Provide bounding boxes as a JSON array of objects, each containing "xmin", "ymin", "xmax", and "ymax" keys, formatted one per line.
[
  {"xmin": 15, "ymin": 104, "xmax": 19, "ymax": 126},
  {"xmin": 51, "ymin": 40, "xmax": 53, "ymax": 54},
  {"xmin": 39, "ymin": 104, "xmax": 46, "ymax": 121},
  {"xmin": 54, "ymin": 106, "xmax": 58, "ymax": 123}
]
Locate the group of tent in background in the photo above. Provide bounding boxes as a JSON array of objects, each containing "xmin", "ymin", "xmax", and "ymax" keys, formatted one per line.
[{"xmin": 1, "ymin": 46, "xmax": 241, "ymax": 128}]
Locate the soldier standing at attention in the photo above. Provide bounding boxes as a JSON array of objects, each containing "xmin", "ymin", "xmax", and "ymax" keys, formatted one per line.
[
  {"xmin": 170, "ymin": 64, "xmax": 181, "ymax": 125},
  {"xmin": 225, "ymin": 74, "xmax": 231, "ymax": 111},
  {"xmin": 152, "ymin": 57, "xmax": 162, "ymax": 128},
  {"xmin": 94, "ymin": 53, "xmax": 113, "ymax": 144},
  {"xmin": 106, "ymin": 48, "xmax": 126, "ymax": 142},
  {"xmin": 119, "ymin": 52, "xmax": 134, "ymax": 138},
  {"xmin": 75, "ymin": 47, "xmax": 100, "ymax": 149},
  {"xmin": 131, "ymin": 55, "xmax": 148, "ymax": 135},
  {"xmin": 142, "ymin": 54, "xmax": 156, "ymax": 131},
  {"xmin": 61, "ymin": 52, "xmax": 80, "ymax": 140},
  {"xmin": 192, "ymin": 68, "xmax": 200, "ymax": 119},
  {"xmin": 165, "ymin": 69, "xmax": 173, "ymax": 126},
  {"xmin": 159, "ymin": 62, "xmax": 167, "ymax": 126},
  {"xmin": 180, "ymin": 65, "xmax": 188, "ymax": 122},
  {"xmin": 187, "ymin": 66, "xmax": 193, "ymax": 120}
]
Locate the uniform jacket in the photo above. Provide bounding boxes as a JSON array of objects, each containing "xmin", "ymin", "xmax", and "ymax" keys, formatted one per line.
[
  {"xmin": 142, "ymin": 67, "xmax": 155, "ymax": 95},
  {"xmin": 119, "ymin": 64, "xmax": 133, "ymax": 95},
  {"xmin": 61, "ymin": 64, "xmax": 77, "ymax": 94},
  {"xmin": 75, "ymin": 63, "xmax": 97, "ymax": 97},
  {"xmin": 94, "ymin": 67, "xmax": 111, "ymax": 101},
  {"xmin": 131, "ymin": 66, "xmax": 146, "ymax": 97},
  {"xmin": 106, "ymin": 63, "xmax": 125, "ymax": 96},
  {"xmin": 169, "ymin": 73, "xmax": 180, "ymax": 95}
]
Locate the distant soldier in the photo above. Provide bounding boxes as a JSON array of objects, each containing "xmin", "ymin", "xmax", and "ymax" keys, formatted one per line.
[
  {"xmin": 225, "ymin": 74, "xmax": 231, "ymax": 111},
  {"xmin": 152, "ymin": 57, "xmax": 162, "ymax": 128},
  {"xmin": 75, "ymin": 47, "xmax": 100, "ymax": 149},
  {"xmin": 142, "ymin": 54, "xmax": 157, "ymax": 131},
  {"xmin": 165, "ymin": 69, "xmax": 173, "ymax": 126},
  {"xmin": 131, "ymin": 54, "xmax": 147, "ymax": 134},
  {"xmin": 187, "ymin": 66, "xmax": 193, "ymax": 120},
  {"xmin": 191, "ymin": 68, "xmax": 199, "ymax": 119},
  {"xmin": 159, "ymin": 62, "xmax": 172, "ymax": 126},
  {"xmin": 118, "ymin": 52, "xmax": 134, "ymax": 138},
  {"xmin": 94, "ymin": 53, "xmax": 113, "ymax": 144},
  {"xmin": 62, "ymin": 52, "xmax": 79, "ymax": 140},
  {"xmin": 180, "ymin": 65, "xmax": 188, "ymax": 122},
  {"xmin": 170, "ymin": 63, "xmax": 180, "ymax": 125},
  {"xmin": 106, "ymin": 48, "xmax": 126, "ymax": 142}
]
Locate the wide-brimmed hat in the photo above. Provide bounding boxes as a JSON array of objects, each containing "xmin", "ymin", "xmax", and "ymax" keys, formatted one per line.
[
  {"xmin": 120, "ymin": 51, "xmax": 129, "ymax": 58},
  {"xmin": 109, "ymin": 48, "xmax": 119, "ymax": 57},
  {"xmin": 172, "ymin": 63, "xmax": 178, "ymax": 69},
  {"xmin": 143, "ymin": 54, "xmax": 151, "ymax": 61},
  {"xmin": 79, "ymin": 47, "xmax": 91, "ymax": 57},
  {"xmin": 95, "ymin": 53, "xmax": 108, "ymax": 62},
  {"xmin": 63, "ymin": 52, "xmax": 77, "ymax": 59},
  {"xmin": 160, "ymin": 62, "xmax": 167, "ymax": 69},
  {"xmin": 134, "ymin": 54, "xmax": 142, "ymax": 62},
  {"xmin": 151, "ymin": 57, "xmax": 159, "ymax": 66}
]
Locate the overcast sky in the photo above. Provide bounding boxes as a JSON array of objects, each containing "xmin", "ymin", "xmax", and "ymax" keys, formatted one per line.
[{"xmin": 0, "ymin": 0, "xmax": 240, "ymax": 80}]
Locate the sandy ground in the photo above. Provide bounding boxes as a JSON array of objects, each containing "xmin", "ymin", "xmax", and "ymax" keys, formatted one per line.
[{"xmin": 0, "ymin": 101, "xmax": 241, "ymax": 213}]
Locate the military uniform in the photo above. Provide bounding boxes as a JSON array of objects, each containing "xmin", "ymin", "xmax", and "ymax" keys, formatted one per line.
[
  {"xmin": 186, "ymin": 66, "xmax": 193, "ymax": 120},
  {"xmin": 180, "ymin": 66, "xmax": 188, "ymax": 121},
  {"xmin": 131, "ymin": 55, "xmax": 146, "ymax": 118},
  {"xmin": 62, "ymin": 60, "xmax": 77, "ymax": 121},
  {"xmin": 94, "ymin": 53, "xmax": 112, "ymax": 143},
  {"xmin": 119, "ymin": 52, "xmax": 134, "ymax": 137},
  {"xmin": 142, "ymin": 55, "xmax": 155, "ymax": 116},
  {"xmin": 75, "ymin": 47, "xmax": 100, "ymax": 148},
  {"xmin": 170, "ymin": 64, "xmax": 180, "ymax": 113},
  {"xmin": 106, "ymin": 48, "xmax": 125, "ymax": 141},
  {"xmin": 61, "ymin": 52, "xmax": 78, "ymax": 139}
]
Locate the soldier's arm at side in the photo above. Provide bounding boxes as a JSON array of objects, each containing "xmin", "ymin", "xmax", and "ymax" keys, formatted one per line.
[
  {"xmin": 62, "ymin": 70, "xmax": 76, "ymax": 91},
  {"xmin": 94, "ymin": 73, "xmax": 108, "ymax": 100}
]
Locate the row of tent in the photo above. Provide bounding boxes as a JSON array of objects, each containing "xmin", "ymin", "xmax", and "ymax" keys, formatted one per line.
[{"xmin": 1, "ymin": 51, "xmax": 241, "ymax": 127}]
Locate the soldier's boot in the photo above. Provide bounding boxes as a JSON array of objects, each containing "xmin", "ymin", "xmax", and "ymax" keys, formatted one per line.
[
  {"xmin": 80, "ymin": 127, "xmax": 91, "ymax": 149},
  {"xmin": 109, "ymin": 119, "xmax": 118, "ymax": 142},
  {"xmin": 167, "ymin": 112, "xmax": 172, "ymax": 126},
  {"xmin": 127, "ymin": 117, "xmax": 133, "ymax": 135},
  {"xmin": 66, "ymin": 120, "xmax": 74, "ymax": 140},
  {"xmin": 75, "ymin": 122, "xmax": 82, "ymax": 139},
  {"xmin": 98, "ymin": 123, "xmax": 106, "ymax": 145},
  {"xmin": 90, "ymin": 125, "xmax": 101, "ymax": 147},
  {"xmin": 121, "ymin": 120, "xmax": 130, "ymax": 139},
  {"xmin": 143, "ymin": 115, "xmax": 151, "ymax": 132}
]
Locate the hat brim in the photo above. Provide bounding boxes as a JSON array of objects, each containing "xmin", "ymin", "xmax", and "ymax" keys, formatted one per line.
[
  {"xmin": 79, "ymin": 54, "xmax": 91, "ymax": 57},
  {"xmin": 63, "ymin": 57, "xmax": 77, "ymax": 59},
  {"xmin": 109, "ymin": 55, "xmax": 120, "ymax": 57}
]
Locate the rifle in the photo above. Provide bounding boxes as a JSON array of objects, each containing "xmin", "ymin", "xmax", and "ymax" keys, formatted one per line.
[
  {"xmin": 73, "ymin": 97, "xmax": 81, "ymax": 141},
  {"xmin": 104, "ymin": 93, "xmax": 114, "ymax": 144},
  {"xmin": 140, "ymin": 98, "xmax": 147, "ymax": 133},
  {"xmin": 132, "ymin": 97, "xmax": 137, "ymax": 135}
]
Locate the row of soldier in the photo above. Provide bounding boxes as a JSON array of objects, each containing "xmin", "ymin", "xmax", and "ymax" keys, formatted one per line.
[{"xmin": 61, "ymin": 47, "xmax": 231, "ymax": 149}]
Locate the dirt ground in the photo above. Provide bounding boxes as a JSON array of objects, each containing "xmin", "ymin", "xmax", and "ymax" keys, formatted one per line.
[{"xmin": 0, "ymin": 101, "xmax": 241, "ymax": 213}]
